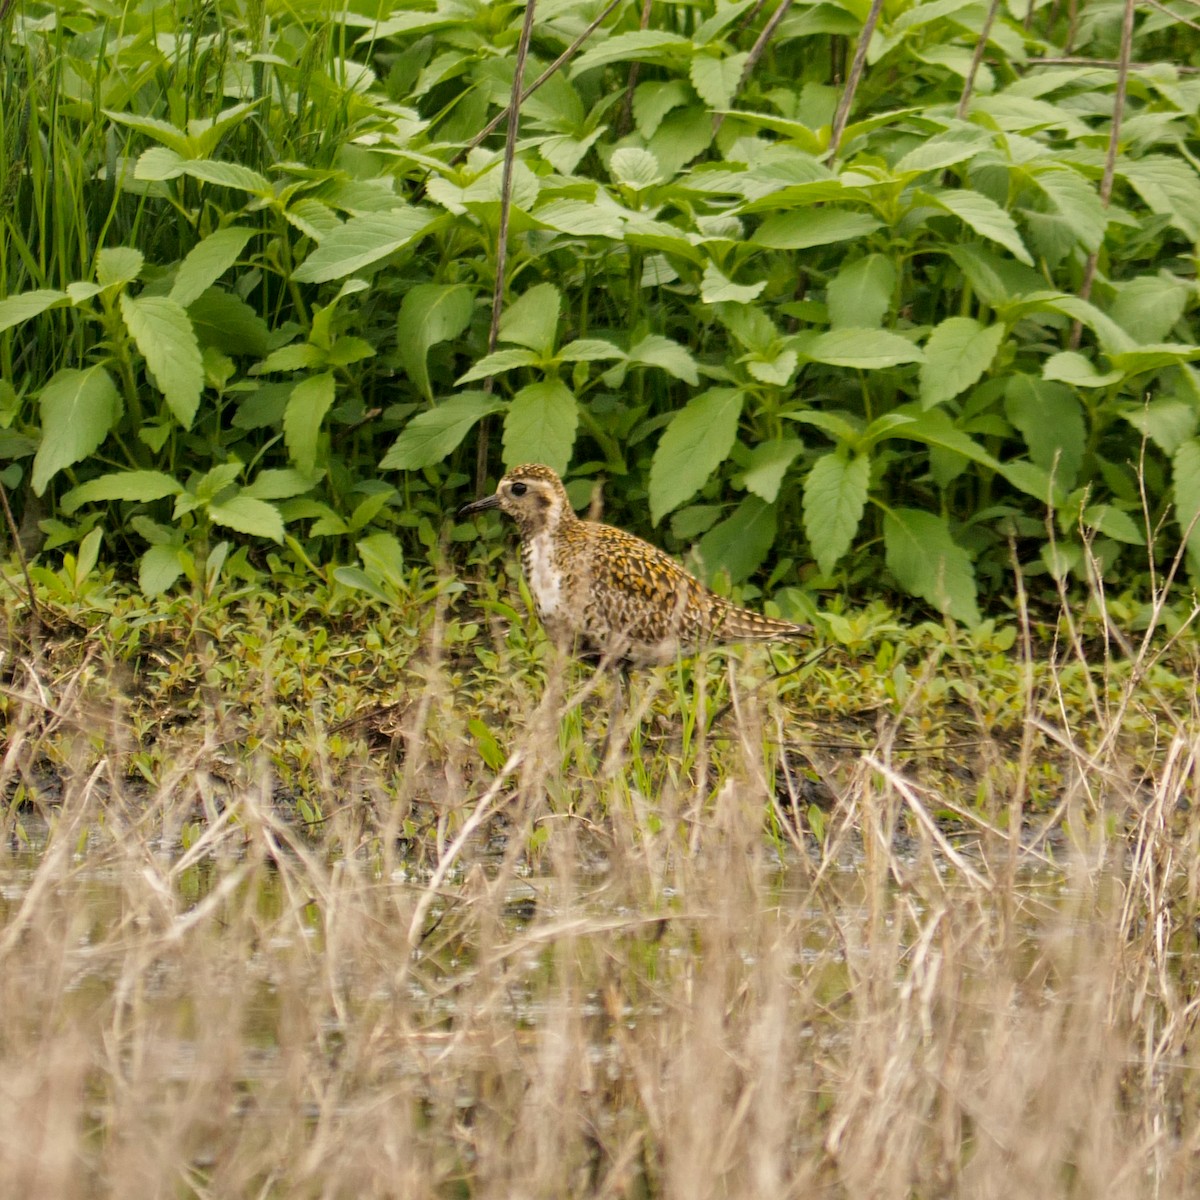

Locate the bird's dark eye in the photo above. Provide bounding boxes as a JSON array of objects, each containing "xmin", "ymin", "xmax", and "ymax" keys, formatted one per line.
[{"xmin": 510, "ymin": 482, "xmax": 527, "ymax": 497}]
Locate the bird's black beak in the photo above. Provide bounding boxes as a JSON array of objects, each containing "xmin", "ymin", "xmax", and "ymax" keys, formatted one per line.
[{"xmin": 458, "ymin": 493, "xmax": 501, "ymax": 517}]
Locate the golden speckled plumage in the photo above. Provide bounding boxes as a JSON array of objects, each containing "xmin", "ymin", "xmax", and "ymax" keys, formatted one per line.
[{"xmin": 460, "ymin": 464, "xmax": 811, "ymax": 665}]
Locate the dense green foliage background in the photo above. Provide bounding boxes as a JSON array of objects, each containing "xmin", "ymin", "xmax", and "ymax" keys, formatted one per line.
[{"xmin": 0, "ymin": 0, "xmax": 1198, "ymax": 624}]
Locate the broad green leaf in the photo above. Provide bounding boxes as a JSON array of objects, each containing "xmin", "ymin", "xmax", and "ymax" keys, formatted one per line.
[
  {"xmin": 255, "ymin": 344, "xmax": 325, "ymax": 373},
  {"xmin": 883, "ymin": 508, "xmax": 980, "ymax": 625},
  {"xmin": 179, "ymin": 159, "xmax": 271, "ymax": 194},
  {"xmin": 800, "ymin": 328, "xmax": 923, "ymax": 369},
  {"xmin": 826, "ymin": 255, "xmax": 895, "ymax": 330},
  {"xmin": 381, "ymin": 392, "xmax": 505, "ymax": 470},
  {"xmin": 877, "ymin": 408, "xmax": 1000, "ymax": 469},
  {"xmin": 241, "ymin": 468, "xmax": 319, "ymax": 500},
  {"xmin": 803, "ymin": 450, "xmax": 869, "ymax": 576},
  {"xmin": 105, "ymin": 110, "xmax": 193, "ymax": 155},
  {"xmin": 97, "ymin": 247, "xmax": 144, "ymax": 289},
  {"xmin": 753, "ymin": 209, "xmax": 882, "ymax": 250},
  {"xmin": 333, "ymin": 565, "xmax": 391, "ymax": 603},
  {"xmin": 648, "ymin": 388, "xmax": 744, "ymax": 524},
  {"xmin": 32, "ymin": 366, "xmax": 122, "ymax": 495},
  {"xmin": 284, "ymin": 372, "xmax": 336, "ymax": 475},
  {"xmin": 357, "ymin": 532, "xmax": 406, "ymax": 590},
  {"xmin": 119, "ymin": 294, "xmax": 204, "ymax": 427},
  {"xmin": 140, "ymin": 545, "xmax": 186, "ymax": 596},
  {"xmin": 894, "ymin": 127, "xmax": 993, "ymax": 174},
  {"xmin": 498, "ymin": 283, "xmax": 561, "ymax": 353},
  {"xmin": 1029, "ymin": 166, "xmax": 1107, "ymax": 252},
  {"xmin": 396, "ymin": 284, "xmax": 474, "ymax": 401},
  {"xmin": 701, "ymin": 264, "xmax": 766, "ymax": 304},
  {"xmin": 746, "ymin": 348, "xmax": 798, "ymax": 387},
  {"xmin": 1173, "ymin": 439, "xmax": 1200, "ymax": 555},
  {"xmin": 689, "ymin": 53, "xmax": 748, "ymax": 110},
  {"xmin": 609, "ymin": 148, "xmax": 662, "ymax": 189},
  {"xmin": 292, "ymin": 209, "xmax": 432, "ymax": 283},
  {"xmin": 169, "ymin": 227, "xmax": 253, "ymax": 308},
  {"xmin": 1111, "ymin": 274, "xmax": 1190, "ymax": 344},
  {"xmin": 742, "ymin": 438, "xmax": 803, "ymax": 503},
  {"xmin": 696, "ymin": 496, "xmax": 777, "ymax": 584},
  {"xmin": 1120, "ymin": 399, "xmax": 1196, "ymax": 456},
  {"xmin": 1108, "ymin": 344, "xmax": 1200, "ymax": 377},
  {"xmin": 632, "ymin": 80, "xmax": 691, "ymax": 139},
  {"xmin": 502, "ymin": 380, "xmax": 579, "ymax": 475},
  {"xmin": 134, "ymin": 146, "xmax": 187, "ymax": 180},
  {"xmin": 208, "ymin": 494, "xmax": 285, "ymax": 541},
  {"xmin": 61, "ymin": 470, "xmax": 182, "ymax": 513},
  {"xmin": 1119, "ymin": 155, "xmax": 1200, "ymax": 240},
  {"xmin": 0, "ymin": 289, "xmax": 69, "ymax": 333},
  {"xmin": 1043, "ymin": 351, "xmax": 1122, "ymax": 388},
  {"xmin": 919, "ymin": 317, "xmax": 1005, "ymax": 408},
  {"xmin": 925, "ymin": 188, "xmax": 1033, "ymax": 265},
  {"xmin": 557, "ymin": 339, "xmax": 624, "ymax": 363},
  {"xmin": 783, "ymin": 408, "xmax": 864, "ymax": 445},
  {"xmin": 188, "ymin": 290, "xmax": 271, "ymax": 357},
  {"xmin": 456, "ymin": 347, "xmax": 541, "ymax": 384},
  {"xmin": 1081, "ymin": 504, "xmax": 1143, "ymax": 545},
  {"xmin": 627, "ymin": 334, "xmax": 699, "ymax": 384},
  {"xmin": 572, "ymin": 30, "xmax": 691, "ymax": 72}
]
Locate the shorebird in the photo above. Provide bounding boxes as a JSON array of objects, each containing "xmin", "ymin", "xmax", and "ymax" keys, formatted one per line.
[{"xmin": 459, "ymin": 463, "xmax": 811, "ymax": 666}]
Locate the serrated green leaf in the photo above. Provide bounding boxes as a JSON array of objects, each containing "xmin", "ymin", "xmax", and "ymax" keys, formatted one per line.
[
  {"xmin": 139, "ymin": 544, "xmax": 186, "ymax": 596},
  {"xmin": 883, "ymin": 508, "xmax": 979, "ymax": 625},
  {"xmin": 0, "ymin": 289, "xmax": 69, "ymax": 333},
  {"xmin": 284, "ymin": 372, "xmax": 336, "ymax": 475},
  {"xmin": 105, "ymin": 110, "xmax": 192, "ymax": 155},
  {"xmin": 919, "ymin": 317, "xmax": 1005, "ymax": 408},
  {"xmin": 753, "ymin": 209, "xmax": 882, "ymax": 250},
  {"xmin": 397, "ymin": 283, "xmax": 474, "ymax": 401},
  {"xmin": 502, "ymin": 381, "xmax": 578, "ymax": 475},
  {"xmin": 292, "ymin": 209, "xmax": 432, "ymax": 283},
  {"xmin": 648, "ymin": 388, "xmax": 743, "ymax": 524},
  {"xmin": 498, "ymin": 283, "xmax": 561, "ymax": 353},
  {"xmin": 179, "ymin": 159, "xmax": 271, "ymax": 194},
  {"xmin": 826, "ymin": 255, "xmax": 895, "ymax": 330},
  {"xmin": 695, "ymin": 495, "xmax": 777, "ymax": 584},
  {"xmin": 31, "ymin": 366, "xmax": 122, "ymax": 495},
  {"xmin": 701, "ymin": 264, "xmax": 765, "ymax": 304},
  {"xmin": 689, "ymin": 53, "xmax": 748, "ymax": 110},
  {"xmin": 208, "ymin": 494, "xmax": 285, "ymax": 541},
  {"xmin": 1042, "ymin": 351, "xmax": 1123, "ymax": 388},
  {"xmin": 61, "ymin": 470, "xmax": 182, "ymax": 513},
  {"xmin": 609, "ymin": 147, "xmax": 662, "ymax": 189},
  {"xmin": 1082, "ymin": 504, "xmax": 1143, "ymax": 545},
  {"xmin": 188, "ymin": 289, "xmax": 271, "ymax": 357},
  {"xmin": 926, "ymin": 188, "xmax": 1033, "ymax": 265},
  {"xmin": 801, "ymin": 328, "xmax": 923, "ymax": 369},
  {"xmin": 119, "ymin": 294, "xmax": 204, "ymax": 427},
  {"xmin": 1030, "ymin": 166, "xmax": 1107, "ymax": 253},
  {"xmin": 1111, "ymin": 274, "xmax": 1190, "ymax": 344},
  {"xmin": 457, "ymin": 348, "xmax": 540, "ymax": 385},
  {"xmin": 627, "ymin": 334, "xmax": 699, "ymax": 384},
  {"xmin": 381, "ymin": 392, "xmax": 505, "ymax": 470},
  {"xmin": 742, "ymin": 438, "xmax": 802, "ymax": 503},
  {"xmin": 632, "ymin": 80, "xmax": 691, "ymax": 139},
  {"xmin": 572, "ymin": 29, "xmax": 691, "ymax": 72},
  {"xmin": 1173, "ymin": 439, "xmax": 1200, "ymax": 557},
  {"xmin": 255, "ymin": 343, "xmax": 325, "ymax": 373},
  {"xmin": 803, "ymin": 450, "xmax": 869, "ymax": 576},
  {"xmin": 169, "ymin": 227, "xmax": 253, "ymax": 308},
  {"xmin": 557, "ymin": 339, "xmax": 624, "ymax": 363},
  {"xmin": 241, "ymin": 468, "xmax": 319, "ymax": 500},
  {"xmin": 97, "ymin": 247, "xmax": 144, "ymax": 289},
  {"xmin": 1120, "ymin": 399, "xmax": 1196, "ymax": 456}
]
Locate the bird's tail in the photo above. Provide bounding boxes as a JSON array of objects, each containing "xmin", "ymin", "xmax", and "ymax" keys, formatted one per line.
[{"xmin": 710, "ymin": 598, "xmax": 812, "ymax": 642}]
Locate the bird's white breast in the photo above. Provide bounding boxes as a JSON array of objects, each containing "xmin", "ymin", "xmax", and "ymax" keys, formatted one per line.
[{"xmin": 524, "ymin": 531, "xmax": 563, "ymax": 618}]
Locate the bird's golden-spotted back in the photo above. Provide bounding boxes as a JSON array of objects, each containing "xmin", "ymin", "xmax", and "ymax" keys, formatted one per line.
[{"xmin": 459, "ymin": 463, "xmax": 811, "ymax": 665}]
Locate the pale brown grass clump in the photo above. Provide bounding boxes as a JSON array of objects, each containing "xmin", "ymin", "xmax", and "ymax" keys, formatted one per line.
[{"xmin": 1, "ymin": 591, "xmax": 1200, "ymax": 1199}]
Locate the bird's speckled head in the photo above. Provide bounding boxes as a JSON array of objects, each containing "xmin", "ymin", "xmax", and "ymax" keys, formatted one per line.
[{"xmin": 458, "ymin": 463, "xmax": 573, "ymax": 538}]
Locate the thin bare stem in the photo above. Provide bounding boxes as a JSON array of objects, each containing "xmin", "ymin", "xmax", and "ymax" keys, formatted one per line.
[
  {"xmin": 826, "ymin": 0, "xmax": 885, "ymax": 160},
  {"xmin": 1025, "ymin": 55, "xmax": 1200, "ymax": 73},
  {"xmin": 619, "ymin": 0, "xmax": 655, "ymax": 135},
  {"xmin": 713, "ymin": 0, "xmax": 795, "ymax": 134},
  {"xmin": 452, "ymin": 0, "xmax": 624, "ymax": 166},
  {"xmin": 1069, "ymin": 0, "xmax": 1134, "ymax": 348},
  {"xmin": 956, "ymin": 0, "xmax": 1002, "ymax": 118},
  {"xmin": 477, "ymin": 0, "xmax": 539, "ymax": 494}
]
